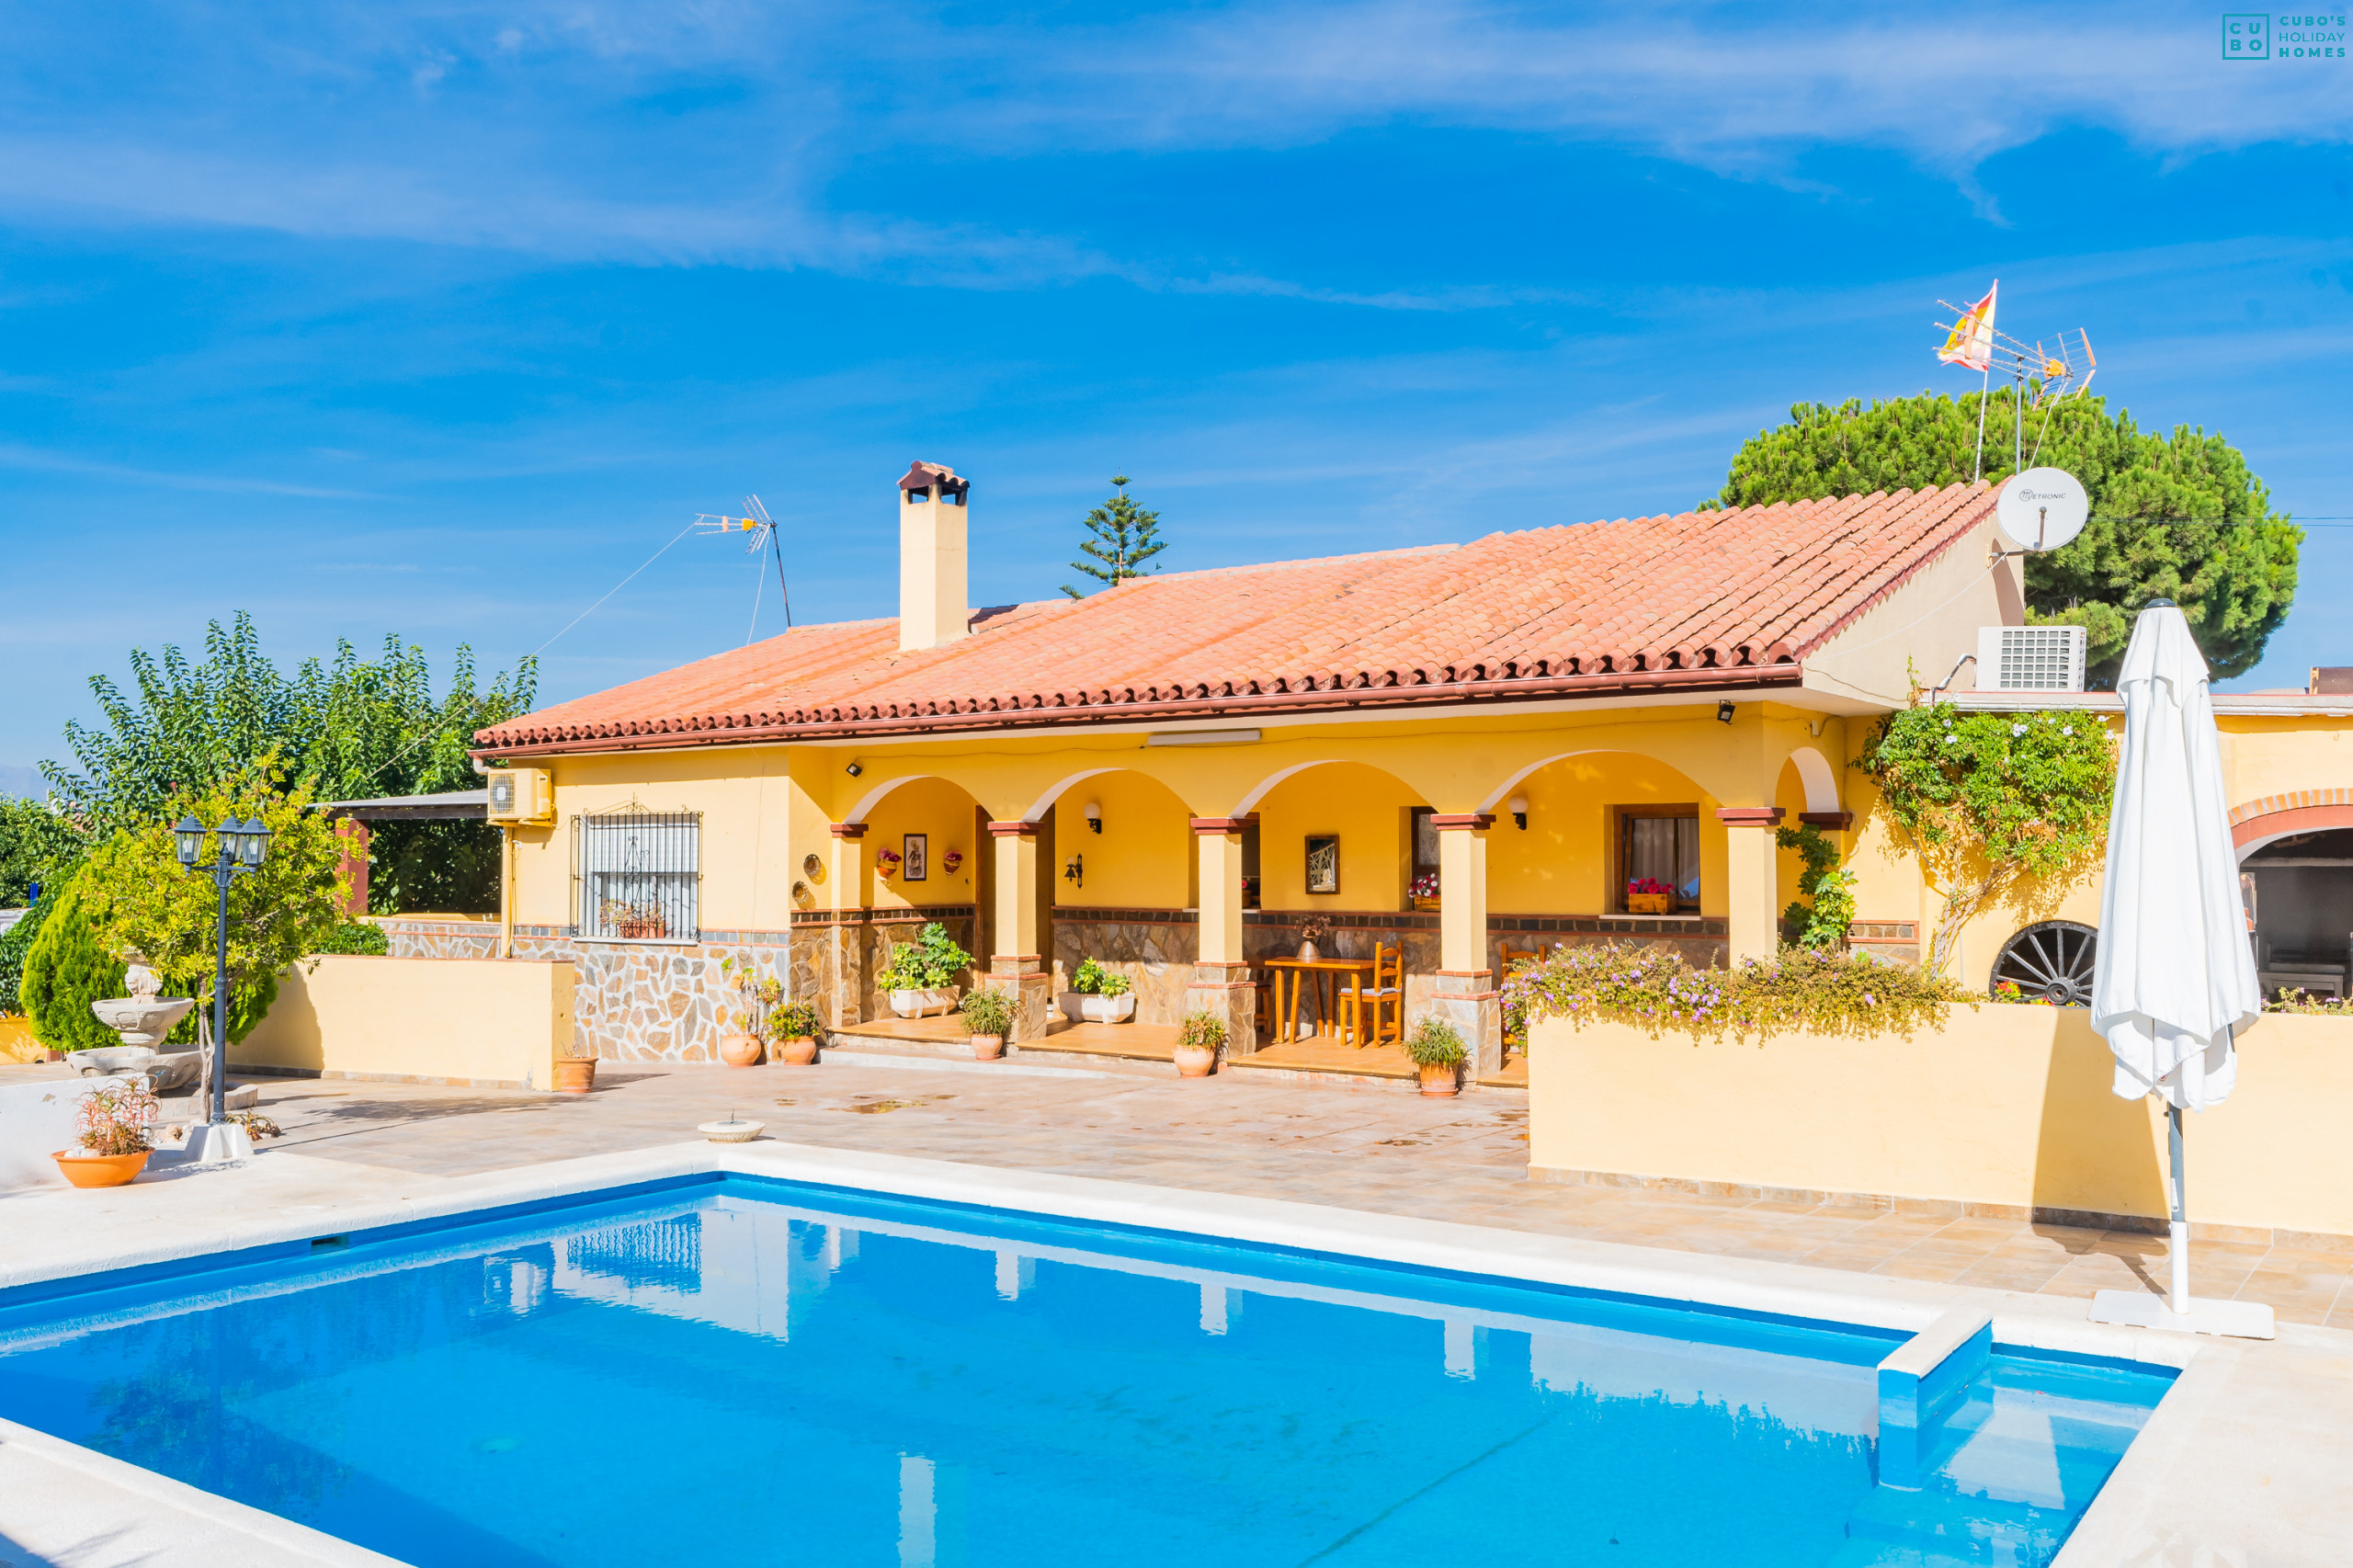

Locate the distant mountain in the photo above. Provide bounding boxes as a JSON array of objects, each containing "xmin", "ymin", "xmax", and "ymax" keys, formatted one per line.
[{"xmin": 0, "ymin": 765, "xmax": 43, "ymax": 800}]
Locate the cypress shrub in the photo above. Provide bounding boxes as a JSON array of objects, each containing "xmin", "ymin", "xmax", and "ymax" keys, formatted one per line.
[{"xmin": 18, "ymin": 871, "xmax": 126, "ymax": 1053}]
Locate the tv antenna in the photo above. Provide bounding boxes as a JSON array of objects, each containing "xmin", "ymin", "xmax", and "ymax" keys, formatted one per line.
[
  {"xmin": 1934, "ymin": 280, "xmax": 2097, "ymax": 483},
  {"xmin": 695, "ymin": 495, "xmax": 793, "ymax": 642}
]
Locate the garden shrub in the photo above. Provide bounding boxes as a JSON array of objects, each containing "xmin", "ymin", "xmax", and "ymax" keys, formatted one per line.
[
  {"xmin": 18, "ymin": 870, "xmax": 126, "ymax": 1052},
  {"xmin": 311, "ymin": 921, "xmax": 390, "ymax": 956},
  {"xmin": 1504, "ymin": 939, "xmax": 1969, "ymax": 1045}
]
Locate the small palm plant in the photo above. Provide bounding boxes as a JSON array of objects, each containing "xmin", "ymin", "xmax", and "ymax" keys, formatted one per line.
[{"xmin": 1403, "ymin": 1017, "xmax": 1465, "ymax": 1068}]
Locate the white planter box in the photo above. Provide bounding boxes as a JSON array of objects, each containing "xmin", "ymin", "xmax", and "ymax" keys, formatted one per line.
[
  {"xmin": 888, "ymin": 986, "xmax": 961, "ymax": 1018},
  {"xmin": 1078, "ymin": 994, "xmax": 1136, "ymax": 1025}
]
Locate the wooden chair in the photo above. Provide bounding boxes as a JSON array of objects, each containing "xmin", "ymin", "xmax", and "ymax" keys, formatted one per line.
[{"xmin": 1351, "ymin": 942, "xmax": 1404, "ymax": 1048}]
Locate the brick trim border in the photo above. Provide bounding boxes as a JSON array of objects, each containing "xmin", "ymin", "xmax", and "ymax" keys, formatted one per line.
[{"xmin": 2230, "ymin": 790, "xmax": 2353, "ymax": 847}]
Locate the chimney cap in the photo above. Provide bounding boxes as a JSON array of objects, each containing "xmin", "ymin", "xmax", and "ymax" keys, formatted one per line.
[{"xmin": 898, "ymin": 460, "xmax": 969, "ymax": 499}]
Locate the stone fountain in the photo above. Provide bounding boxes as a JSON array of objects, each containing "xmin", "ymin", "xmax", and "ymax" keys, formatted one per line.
[{"xmin": 79, "ymin": 959, "xmax": 200, "ymax": 1092}]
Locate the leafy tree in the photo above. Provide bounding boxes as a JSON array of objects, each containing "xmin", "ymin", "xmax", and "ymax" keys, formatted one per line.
[
  {"xmin": 17, "ymin": 870, "xmax": 125, "ymax": 1052},
  {"xmin": 79, "ymin": 757, "xmax": 347, "ymax": 1069},
  {"xmin": 41, "ymin": 612, "xmax": 535, "ymax": 913},
  {"xmin": 1061, "ymin": 475, "xmax": 1167, "ymax": 597},
  {"xmin": 1852, "ymin": 704, "xmax": 2115, "ymax": 979},
  {"xmin": 1775, "ymin": 824, "xmax": 1857, "ymax": 950},
  {"xmin": 0, "ymin": 795, "xmax": 86, "ymax": 907},
  {"xmin": 1707, "ymin": 392, "xmax": 2300, "ymax": 682}
]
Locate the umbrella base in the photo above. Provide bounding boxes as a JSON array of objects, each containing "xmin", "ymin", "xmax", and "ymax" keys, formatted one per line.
[{"xmin": 2090, "ymin": 1288, "xmax": 2276, "ymax": 1340}]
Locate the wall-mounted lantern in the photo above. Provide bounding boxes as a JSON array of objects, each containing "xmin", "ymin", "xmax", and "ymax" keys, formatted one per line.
[
  {"xmin": 1506, "ymin": 795, "xmax": 1529, "ymax": 831},
  {"xmin": 1063, "ymin": 854, "xmax": 1085, "ymax": 890},
  {"xmin": 1083, "ymin": 801, "xmax": 1102, "ymax": 835}
]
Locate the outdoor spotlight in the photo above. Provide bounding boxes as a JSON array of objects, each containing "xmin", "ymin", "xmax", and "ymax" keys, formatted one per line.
[
  {"xmin": 238, "ymin": 815, "xmax": 271, "ymax": 868},
  {"xmin": 1506, "ymin": 795, "xmax": 1529, "ymax": 831},
  {"xmin": 1716, "ymin": 701, "xmax": 1736, "ymax": 724},
  {"xmin": 1084, "ymin": 801, "xmax": 1102, "ymax": 834},
  {"xmin": 174, "ymin": 814, "xmax": 204, "ymax": 867},
  {"xmin": 845, "ymin": 760, "xmax": 864, "ymax": 778}
]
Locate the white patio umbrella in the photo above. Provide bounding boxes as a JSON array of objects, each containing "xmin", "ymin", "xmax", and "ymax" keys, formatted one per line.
[{"xmin": 2087, "ymin": 600, "xmax": 2272, "ymax": 1337}]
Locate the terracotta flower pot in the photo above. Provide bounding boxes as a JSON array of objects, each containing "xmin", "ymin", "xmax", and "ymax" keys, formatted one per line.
[
  {"xmin": 968, "ymin": 1033, "xmax": 1006, "ymax": 1062},
  {"xmin": 776, "ymin": 1035, "xmax": 819, "ymax": 1066},
  {"xmin": 1173, "ymin": 1044, "xmax": 1218, "ymax": 1078},
  {"xmin": 719, "ymin": 1030, "xmax": 764, "ymax": 1068},
  {"xmin": 52, "ymin": 1149, "xmax": 151, "ymax": 1188},
  {"xmin": 1417, "ymin": 1062, "xmax": 1461, "ymax": 1097},
  {"xmin": 552, "ymin": 1057, "xmax": 599, "ymax": 1095}
]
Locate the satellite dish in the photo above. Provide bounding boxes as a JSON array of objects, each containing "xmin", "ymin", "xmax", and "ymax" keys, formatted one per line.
[{"xmin": 1995, "ymin": 468, "xmax": 2088, "ymax": 552}]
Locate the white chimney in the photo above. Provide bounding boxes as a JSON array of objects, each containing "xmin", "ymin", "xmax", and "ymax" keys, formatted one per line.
[{"xmin": 896, "ymin": 460, "xmax": 971, "ymax": 652}]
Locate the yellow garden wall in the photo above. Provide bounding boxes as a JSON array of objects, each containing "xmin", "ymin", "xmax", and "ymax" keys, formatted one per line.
[
  {"xmin": 1529, "ymin": 1006, "xmax": 2353, "ymax": 1241},
  {"xmin": 235, "ymin": 956, "xmax": 576, "ymax": 1090},
  {"xmin": 0, "ymin": 1016, "xmax": 40, "ymax": 1064}
]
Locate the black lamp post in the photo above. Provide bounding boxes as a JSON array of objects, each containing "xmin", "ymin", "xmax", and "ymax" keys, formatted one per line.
[{"xmin": 175, "ymin": 812, "xmax": 270, "ymax": 1145}]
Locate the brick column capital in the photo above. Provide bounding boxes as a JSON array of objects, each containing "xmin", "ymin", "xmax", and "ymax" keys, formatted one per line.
[
  {"xmin": 1188, "ymin": 816, "xmax": 1249, "ymax": 835},
  {"xmin": 987, "ymin": 820, "xmax": 1040, "ymax": 838},
  {"xmin": 1714, "ymin": 806, "xmax": 1786, "ymax": 828},
  {"xmin": 828, "ymin": 822, "xmax": 868, "ymax": 839},
  {"xmin": 1430, "ymin": 812, "xmax": 1495, "ymax": 831}
]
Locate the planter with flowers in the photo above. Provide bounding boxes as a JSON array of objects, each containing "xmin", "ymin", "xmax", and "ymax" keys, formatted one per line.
[
  {"xmin": 1409, "ymin": 872, "xmax": 1440, "ymax": 912},
  {"xmin": 1059, "ymin": 957, "xmax": 1136, "ymax": 1023},
  {"xmin": 881, "ymin": 923, "xmax": 971, "ymax": 1017},
  {"xmin": 717, "ymin": 958, "xmax": 779, "ymax": 1066},
  {"xmin": 53, "ymin": 1079, "xmax": 160, "ymax": 1188},
  {"xmin": 1174, "ymin": 1012, "xmax": 1225, "ymax": 1077},
  {"xmin": 875, "ymin": 847, "xmax": 903, "ymax": 881},
  {"xmin": 1625, "ymin": 879, "xmax": 1676, "ymax": 915}
]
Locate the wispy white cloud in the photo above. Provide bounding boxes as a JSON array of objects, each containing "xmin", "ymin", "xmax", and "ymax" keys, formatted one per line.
[{"xmin": 0, "ymin": 442, "xmax": 388, "ymax": 499}]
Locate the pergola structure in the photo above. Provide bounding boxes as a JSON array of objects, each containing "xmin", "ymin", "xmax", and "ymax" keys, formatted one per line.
[{"xmin": 315, "ymin": 790, "xmax": 487, "ymax": 916}]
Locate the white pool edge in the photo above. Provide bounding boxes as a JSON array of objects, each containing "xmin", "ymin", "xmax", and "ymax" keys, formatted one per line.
[{"xmin": 0, "ymin": 1138, "xmax": 2293, "ymax": 1566}]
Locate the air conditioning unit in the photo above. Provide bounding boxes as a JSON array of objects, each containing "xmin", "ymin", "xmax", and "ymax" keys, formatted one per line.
[
  {"xmin": 486, "ymin": 767, "xmax": 555, "ymax": 825},
  {"xmin": 1977, "ymin": 626, "xmax": 2086, "ymax": 692}
]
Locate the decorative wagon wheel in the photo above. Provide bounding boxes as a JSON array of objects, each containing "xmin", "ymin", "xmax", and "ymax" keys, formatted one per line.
[{"xmin": 1990, "ymin": 921, "xmax": 2099, "ymax": 1006}]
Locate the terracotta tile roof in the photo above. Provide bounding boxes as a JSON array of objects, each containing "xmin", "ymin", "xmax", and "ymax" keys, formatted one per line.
[{"xmin": 477, "ymin": 485, "xmax": 1995, "ymax": 754}]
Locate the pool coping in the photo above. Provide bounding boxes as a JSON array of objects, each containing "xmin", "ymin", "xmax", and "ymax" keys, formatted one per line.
[{"xmin": 3, "ymin": 1138, "xmax": 2343, "ymax": 1565}]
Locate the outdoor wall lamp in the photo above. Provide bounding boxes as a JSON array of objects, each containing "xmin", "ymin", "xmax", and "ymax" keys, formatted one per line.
[
  {"xmin": 1063, "ymin": 854, "xmax": 1084, "ymax": 890},
  {"xmin": 172, "ymin": 812, "xmax": 271, "ymax": 1165},
  {"xmin": 844, "ymin": 760, "xmax": 864, "ymax": 778},
  {"xmin": 1506, "ymin": 795, "xmax": 1529, "ymax": 831},
  {"xmin": 1716, "ymin": 701, "xmax": 1736, "ymax": 724},
  {"xmin": 1083, "ymin": 801, "xmax": 1102, "ymax": 834}
]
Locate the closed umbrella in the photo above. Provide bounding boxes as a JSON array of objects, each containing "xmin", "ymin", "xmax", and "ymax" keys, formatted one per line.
[{"xmin": 2087, "ymin": 601, "xmax": 2273, "ymax": 1337}]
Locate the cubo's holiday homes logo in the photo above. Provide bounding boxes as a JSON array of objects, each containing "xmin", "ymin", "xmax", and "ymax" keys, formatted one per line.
[{"xmin": 2225, "ymin": 12, "xmax": 2347, "ymax": 59}]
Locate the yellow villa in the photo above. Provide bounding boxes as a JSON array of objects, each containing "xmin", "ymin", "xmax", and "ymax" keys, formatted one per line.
[{"xmin": 370, "ymin": 460, "xmax": 2348, "ymax": 1084}]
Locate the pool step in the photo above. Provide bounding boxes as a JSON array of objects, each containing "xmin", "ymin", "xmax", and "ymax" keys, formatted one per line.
[{"xmin": 1839, "ymin": 1488, "xmax": 2063, "ymax": 1566}]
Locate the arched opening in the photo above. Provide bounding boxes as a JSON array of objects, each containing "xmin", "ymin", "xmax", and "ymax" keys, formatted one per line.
[
  {"xmin": 1043, "ymin": 769, "xmax": 1199, "ymax": 1022},
  {"xmin": 2234, "ymin": 800, "xmax": 2353, "ymax": 1000}
]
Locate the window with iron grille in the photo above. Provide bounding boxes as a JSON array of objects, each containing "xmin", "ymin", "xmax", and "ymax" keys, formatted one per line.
[{"xmin": 573, "ymin": 806, "xmax": 700, "ymax": 940}]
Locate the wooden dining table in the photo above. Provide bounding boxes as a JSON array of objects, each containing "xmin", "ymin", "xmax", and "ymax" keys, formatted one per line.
[{"xmin": 1258, "ymin": 956, "xmax": 1379, "ymax": 1045}]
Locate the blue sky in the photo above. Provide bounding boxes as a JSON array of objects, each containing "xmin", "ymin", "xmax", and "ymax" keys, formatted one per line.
[{"xmin": 6, "ymin": 1, "xmax": 2352, "ymax": 776}]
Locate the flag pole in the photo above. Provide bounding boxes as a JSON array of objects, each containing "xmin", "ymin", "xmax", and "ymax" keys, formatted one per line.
[{"xmin": 1972, "ymin": 360, "xmax": 1989, "ymax": 483}]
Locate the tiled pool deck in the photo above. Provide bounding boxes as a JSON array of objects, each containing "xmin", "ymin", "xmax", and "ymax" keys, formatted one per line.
[
  {"xmin": 6, "ymin": 1055, "xmax": 2353, "ymax": 1565},
  {"xmin": 51, "ymin": 1056, "xmax": 2341, "ymax": 1329}
]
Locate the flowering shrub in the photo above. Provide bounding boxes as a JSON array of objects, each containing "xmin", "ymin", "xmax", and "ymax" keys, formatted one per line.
[
  {"xmin": 1626, "ymin": 878, "xmax": 1672, "ymax": 896},
  {"xmin": 1408, "ymin": 871, "xmax": 1440, "ymax": 900},
  {"xmin": 2266, "ymin": 988, "xmax": 2353, "ymax": 1016},
  {"xmin": 1503, "ymin": 940, "xmax": 1969, "ymax": 1044}
]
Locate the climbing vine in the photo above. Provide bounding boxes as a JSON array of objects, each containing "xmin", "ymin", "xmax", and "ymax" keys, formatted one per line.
[
  {"xmin": 1851, "ymin": 703, "xmax": 2114, "ymax": 979},
  {"xmin": 1775, "ymin": 824, "xmax": 1857, "ymax": 950}
]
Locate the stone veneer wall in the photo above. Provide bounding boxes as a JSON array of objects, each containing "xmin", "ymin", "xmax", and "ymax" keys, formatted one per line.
[
  {"xmin": 380, "ymin": 910, "xmax": 976, "ymax": 1062},
  {"xmin": 1051, "ymin": 910, "xmax": 1201, "ymax": 1026}
]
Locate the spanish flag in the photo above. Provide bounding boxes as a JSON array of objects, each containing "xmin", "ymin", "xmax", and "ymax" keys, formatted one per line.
[{"xmin": 1938, "ymin": 281, "xmax": 1996, "ymax": 372}]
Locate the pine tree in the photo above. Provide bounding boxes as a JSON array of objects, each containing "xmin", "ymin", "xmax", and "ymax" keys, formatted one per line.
[{"xmin": 1062, "ymin": 476, "xmax": 1167, "ymax": 597}]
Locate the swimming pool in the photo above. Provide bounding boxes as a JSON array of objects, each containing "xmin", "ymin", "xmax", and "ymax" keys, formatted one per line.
[{"xmin": 0, "ymin": 1175, "xmax": 2171, "ymax": 1566}]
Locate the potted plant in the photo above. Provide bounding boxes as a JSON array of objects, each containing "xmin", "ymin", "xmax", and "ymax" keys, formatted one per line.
[
  {"xmin": 716, "ymin": 958, "xmax": 776, "ymax": 1067},
  {"xmin": 768, "ymin": 1000, "xmax": 824, "ymax": 1064},
  {"xmin": 1296, "ymin": 915, "xmax": 1332, "ymax": 961},
  {"xmin": 1174, "ymin": 1012, "xmax": 1224, "ymax": 1077},
  {"xmin": 1410, "ymin": 871, "xmax": 1440, "ymax": 912},
  {"xmin": 1404, "ymin": 1016, "xmax": 1467, "ymax": 1097},
  {"xmin": 52, "ymin": 1079, "xmax": 160, "ymax": 1188},
  {"xmin": 552, "ymin": 1051, "xmax": 599, "ymax": 1094},
  {"xmin": 960, "ymin": 988, "xmax": 1014, "ymax": 1061},
  {"xmin": 1060, "ymin": 957, "xmax": 1137, "ymax": 1023},
  {"xmin": 882, "ymin": 923, "xmax": 971, "ymax": 1017}
]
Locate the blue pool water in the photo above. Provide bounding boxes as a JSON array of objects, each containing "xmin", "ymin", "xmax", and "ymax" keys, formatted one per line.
[{"xmin": 0, "ymin": 1176, "xmax": 2170, "ymax": 1566}]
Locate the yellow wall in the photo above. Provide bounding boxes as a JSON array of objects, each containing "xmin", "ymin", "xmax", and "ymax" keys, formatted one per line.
[
  {"xmin": 861, "ymin": 776, "xmax": 983, "ymax": 909},
  {"xmin": 1485, "ymin": 753, "xmax": 1727, "ymax": 915},
  {"xmin": 2222, "ymin": 714, "xmax": 2353, "ymax": 809},
  {"xmin": 1256, "ymin": 761, "xmax": 1423, "ymax": 909},
  {"xmin": 1051, "ymin": 770, "xmax": 1192, "ymax": 908},
  {"xmin": 1530, "ymin": 1007, "xmax": 2353, "ymax": 1240},
  {"xmin": 236, "ymin": 956, "xmax": 576, "ymax": 1090},
  {"xmin": 0, "ymin": 1016, "xmax": 40, "ymax": 1064}
]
